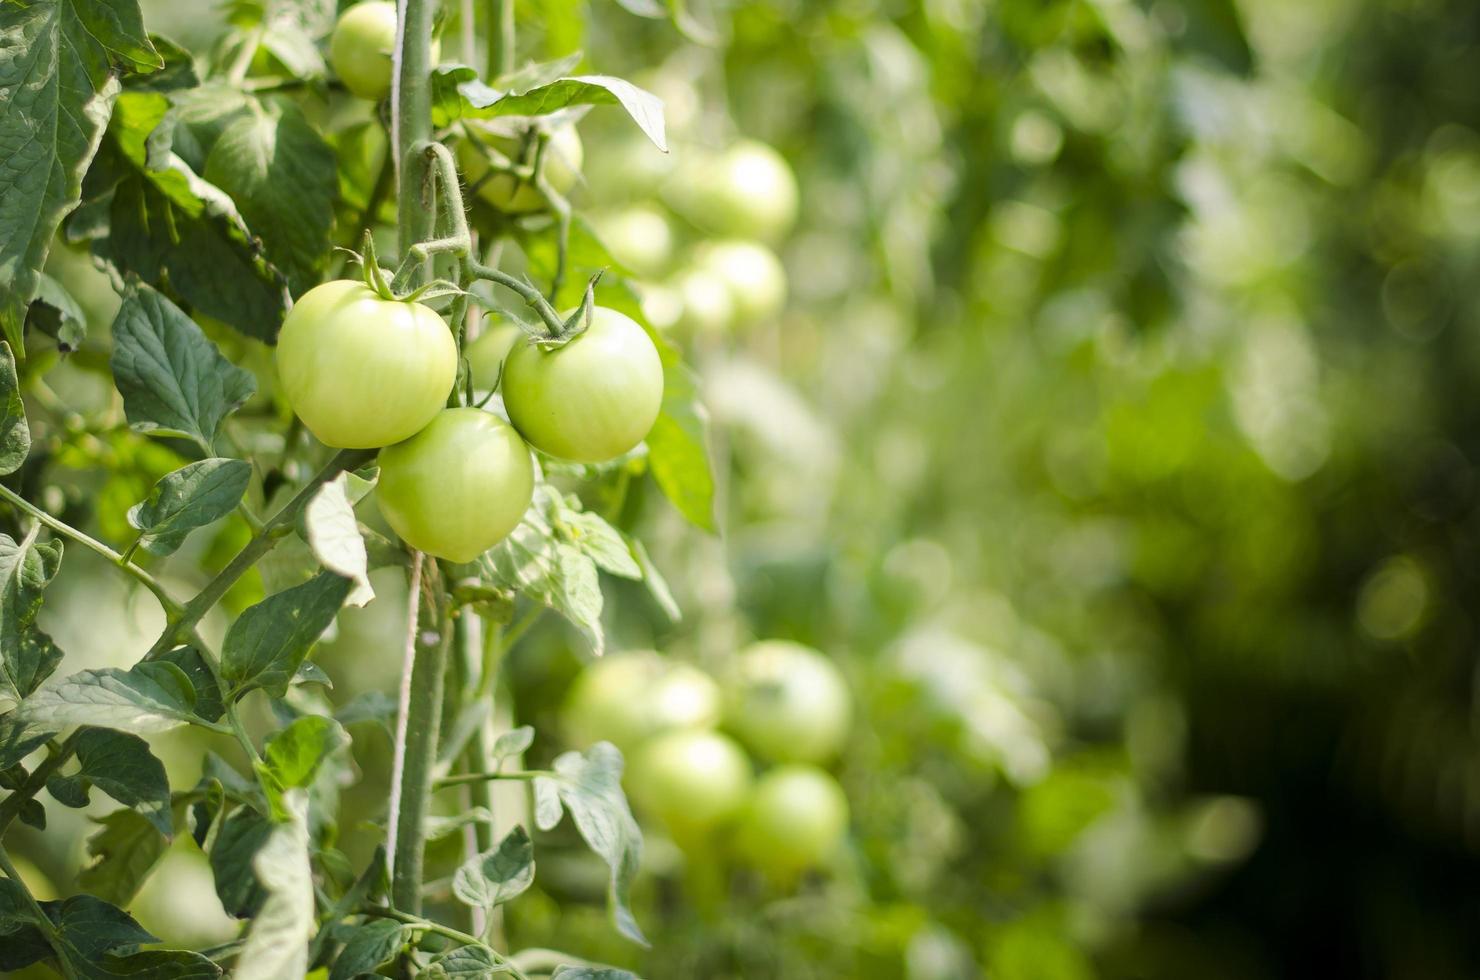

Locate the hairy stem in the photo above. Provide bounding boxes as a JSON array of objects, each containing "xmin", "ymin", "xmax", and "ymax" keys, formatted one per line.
[
  {"xmin": 386, "ymin": 551, "xmax": 424, "ymax": 886},
  {"xmin": 391, "ymin": 564, "xmax": 452, "ymax": 913},
  {"xmin": 394, "ymin": 0, "xmax": 438, "ymax": 277}
]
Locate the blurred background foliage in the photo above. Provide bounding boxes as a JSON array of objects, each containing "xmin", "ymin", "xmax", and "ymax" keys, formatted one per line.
[{"xmin": 13, "ymin": 0, "xmax": 1480, "ymax": 977}]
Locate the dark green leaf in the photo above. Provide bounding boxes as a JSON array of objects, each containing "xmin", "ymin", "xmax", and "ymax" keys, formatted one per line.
[
  {"xmin": 235, "ymin": 790, "xmax": 313, "ymax": 980},
  {"xmin": 19, "ymin": 661, "xmax": 200, "ymax": 735},
  {"xmin": 155, "ymin": 646, "xmax": 224, "ymax": 722},
  {"xmin": 77, "ymin": 808, "xmax": 169, "ymax": 905},
  {"xmin": 0, "ymin": 0, "xmax": 160, "ymax": 355},
  {"xmin": 203, "ymin": 101, "xmax": 337, "ymax": 293},
  {"xmin": 221, "ymin": 572, "xmax": 351, "ymax": 699},
  {"xmin": 70, "ymin": 727, "xmax": 172, "ymax": 834},
  {"xmin": 128, "ymin": 458, "xmax": 252, "ymax": 556},
  {"xmin": 452, "ymin": 825, "xmax": 535, "ymax": 912},
  {"xmin": 210, "ymin": 805, "xmax": 272, "ymax": 918},
  {"xmin": 25, "ymin": 272, "xmax": 88, "ymax": 351},
  {"xmin": 110, "ymin": 283, "xmax": 257, "ymax": 450},
  {"xmin": 0, "ymin": 894, "xmax": 158, "ymax": 975},
  {"xmin": 0, "ymin": 530, "xmax": 64, "ymax": 705},
  {"xmin": 329, "ymin": 919, "xmax": 405, "ymax": 980},
  {"xmin": 0, "ymin": 341, "xmax": 26, "ymax": 475},
  {"xmin": 0, "ymin": 710, "xmax": 57, "ymax": 768}
]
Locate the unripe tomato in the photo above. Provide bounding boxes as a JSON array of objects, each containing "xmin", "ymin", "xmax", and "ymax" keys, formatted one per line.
[
  {"xmin": 736, "ymin": 765, "xmax": 849, "ymax": 875},
  {"xmin": 726, "ymin": 641, "xmax": 852, "ymax": 764},
  {"xmin": 464, "ymin": 320, "xmax": 523, "ymax": 392},
  {"xmin": 329, "ymin": 2, "xmax": 441, "ymax": 101},
  {"xmin": 458, "ymin": 124, "xmax": 583, "ymax": 214},
  {"xmin": 676, "ymin": 139, "xmax": 798, "ymax": 242},
  {"xmin": 697, "ymin": 239, "xmax": 787, "ymax": 324},
  {"xmin": 592, "ymin": 206, "xmax": 674, "ymax": 278},
  {"xmin": 375, "ymin": 408, "xmax": 534, "ymax": 562},
  {"xmin": 562, "ymin": 651, "xmax": 721, "ymax": 752},
  {"xmin": 629, "ymin": 730, "xmax": 752, "ymax": 835},
  {"xmin": 501, "ymin": 307, "xmax": 663, "ymax": 463},
  {"xmin": 670, "ymin": 267, "xmax": 734, "ymax": 335},
  {"xmin": 584, "ymin": 134, "xmax": 674, "ymax": 201},
  {"xmin": 276, "ymin": 280, "xmax": 456, "ymax": 449}
]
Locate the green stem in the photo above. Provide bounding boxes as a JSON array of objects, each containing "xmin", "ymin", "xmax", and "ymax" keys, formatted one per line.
[
  {"xmin": 395, "ymin": 0, "xmax": 438, "ymax": 279},
  {"xmin": 0, "ymin": 735, "xmax": 77, "ymax": 838},
  {"xmin": 489, "ymin": 0, "xmax": 514, "ymax": 78},
  {"xmin": 433, "ymin": 769, "xmax": 549, "ymax": 790},
  {"xmin": 0, "ymin": 483, "xmax": 181, "ymax": 617},
  {"xmin": 390, "ymin": 564, "xmax": 452, "ymax": 913},
  {"xmin": 147, "ymin": 449, "xmax": 371, "ymax": 657},
  {"xmin": 456, "ymin": 617, "xmax": 497, "ymax": 856},
  {"xmin": 0, "ymin": 844, "xmax": 76, "ymax": 979}
]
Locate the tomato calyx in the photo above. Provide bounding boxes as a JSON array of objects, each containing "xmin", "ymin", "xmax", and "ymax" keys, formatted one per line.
[{"xmin": 335, "ymin": 231, "xmax": 466, "ymax": 307}]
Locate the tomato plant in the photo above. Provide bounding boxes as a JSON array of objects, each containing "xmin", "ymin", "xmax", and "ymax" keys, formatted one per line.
[
  {"xmin": 375, "ymin": 408, "xmax": 534, "ymax": 562},
  {"xmin": 502, "ymin": 306, "xmax": 664, "ymax": 463},
  {"xmin": 459, "ymin": 123, "xmax": 584, "ymax": 214},
  {"xmin": 275, "ymin": 278, "xmax": 457, "ymax": 449}
]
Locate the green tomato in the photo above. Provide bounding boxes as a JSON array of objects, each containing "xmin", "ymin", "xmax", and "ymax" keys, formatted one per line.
[
  {"xmin": 329, "ymin": 2, "xmax": 441, "ymax": 101},
  {"xmin": 458, "ymin": 124, "xmax": 583, "ymax": 214},
  {"xmin": 375, "ymin": 408, "xmax": 534, "ymax": 562},
  {"xmin": 464, "ymin": 320, "xmax": 523, "ymax": 392},
  {"xmin": 592, "ymin": 206, "xmax": 674, "ymax": 278},
  {"xmin": 677, "ymin": 139, "xmax": 798, "ymax": 242},
  {"xmin": 584, "ymin": 134, "xmax": 675, "ymax": 201},
  {"xmin": 697, "ymin": 239, "xmax": 787, "ymax": 324},
  {"xmin": 736, "ymin": 765, "xmax": 849, "ymax": 876},
  {"xmin": 671, "ymin": 267, "xmax": 734, "ymax": 335},
  {"xmin": 276, "ymin": 280, "xmax": 456, "ymax": 449},
  {"xmin": 629, "ymin": 729, "xmax": 752, "ymax": 835},
  {"xmin": 501, "ymin": 306, "xmax": 663, "ymax": 463},
  {"xmin": 726, "ymin": 641, "xmax": 852, "ymax": 764},
  {"xmin": 563, "ymin": 651, "xmax": 721, "ymax": 752}
]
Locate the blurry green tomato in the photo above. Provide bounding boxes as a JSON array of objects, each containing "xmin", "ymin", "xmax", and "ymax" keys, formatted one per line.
[
  {"xmin": 276, "ymin": 280, "xmax": 456, "ymax": 449},
  {"xmin": 563, "ymin": 651, "xmax": 721, "ymax": 751},
  {"xmin": 459, "ymin": 124, "xmax": 583, "ymax": 214},
  {"xmin": 584, "ymin": 134, "xmax": 675, "ymax": 201},
  {"xmin": 638, "ymin": 282, "xmax": 683, "ymax": 332},
  {"xmin": 726, "ymin": 641, "xmax": 852, "ymax": 764},
  {"xmin": 329, "ymin": 2, "xmax": 440, "ymax": 101},
  {"xmin": 376, "ymin": 408, "xmax": 533, "ymax": 562},
  {"xmin": 671, "ymin": 267, "xmax": 734, "ymax": 335},
  {"xmin": 629, "ymin": 730, "xmax": 753, "ymax": 835},
  {"xmin": 464, "ymin": 320, "xmax": 524, "ymax": 391},
  {"xmin": 736, "ymin": 765, "xmax": 849, "ymax": 876},
  {"xmin": 678, "ymin": 139, "xmax": 798, "ymax": 242},
  {"xmin": 501, "ymin": 307, "xmax": 663, "ymax": 463},
  {"xmin": 593, "ymin": 206, "xmax": 674, "ymax": 277},
  {"xmin": 697, "ymin": 239, "xmax": 787, "ymax": 323}
]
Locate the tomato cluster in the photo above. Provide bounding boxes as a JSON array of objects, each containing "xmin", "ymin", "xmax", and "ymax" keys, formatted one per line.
[{"xmin": 563, "ymin": 643, "xmax": 853, "ymax": 880}]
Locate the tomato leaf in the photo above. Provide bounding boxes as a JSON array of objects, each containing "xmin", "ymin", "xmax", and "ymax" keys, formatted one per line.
[
  {"xmin": 18, "ymin": 661, "xmax": 202, "ymax": 735},
  {"xmin": 49, "ymin": 727, "xmax": 173, "ymax": 835},
  {"xmin": 451, "ymin": 824, "xmax": 535, "ymax": 912},
  {"xmin": 303, "ymin": 472, "xmax": 375, "ymax": 607},
  {"xmin": 0, "ymin": 0, "xmax": 160, "ymax": 357},
  {"xmin": 128, "ymin": 458, "xmax": 252, "ymax": 557},
  {"xmin": 77, "ymin": 808, "xmax": 169, "ymax": 906},
  {"xmin": 419, "ymin": 944, "xmax": 507, "ymax": 977},
  {"xmin": 551, "ymin": 968, "xmax": 639, "ymax": 980},
  {"xmin": 530, "ymin": 743, "xmax": 646, "ymax": 947},
  {"xmin": 109, "ymin": 282, "xmax": 257, "ymax": 452},
  {"xmin": 433, "ymin": 66, "xmax": 666, "ymax": 151},
  {"xmin": 23, "ymin": 273, "xmax": 88, "ymax": 352},
  {"xmin": 202, "ymin": 100, "xmax": 338, "ymax": 294},
  {"xmin": 220, "ymin": 572, "xmax": 352, "ymax": 700},
  {"xmin": 209, "ymin": 805, "xmax": 272, "ymax": 918},
  {"xmin": 256, "ymin": 714, "xmax": 347, "ymax": 820},
  {"xmin": 328, "ymin": 919, "xmax": 405, "ymax": 980},
  {"xmin": 234, "ymin": 790, "xmax": 314, "ymax": 980},
  {"xmin": 0, "ymin": 530, "xmax": 65, "ymax": 708}
]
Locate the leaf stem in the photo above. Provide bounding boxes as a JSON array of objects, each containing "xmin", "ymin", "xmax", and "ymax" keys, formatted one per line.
[
  {"xmin": 0, "ymin": 844, "xmax": 77, "ymax": 980},
  {"xmin": 433, "ymin": 769, "xmax": 551, "ymax": 789},
  {"xmin": 489, "ymin": 0, "xmax": 514, "ymax": 78},
  {"xmin": 0, "ymin": 482, "xmax": 182, "ymax": 617}
]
